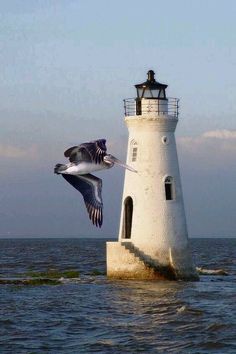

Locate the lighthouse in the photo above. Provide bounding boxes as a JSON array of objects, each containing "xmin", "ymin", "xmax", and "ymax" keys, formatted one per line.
[{"xmin": 107, "ymin": 70, "xmax": 198, "ymax": 281}]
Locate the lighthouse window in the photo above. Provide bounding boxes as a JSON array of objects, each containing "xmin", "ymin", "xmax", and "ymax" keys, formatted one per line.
[
  {"xmin": 130, "ymin": 140, "xmax": 138, "ymax": 162},
  {"xmin": 158, "ymin": 89, "xmax": 166, "ymax": 99},
  {"xmin": 143, "ymin": 88, "xmax": 152, "ymax": 98},
  {"xmin": 132, "ymin": 147, "xmax": 138, "ymax": 162},
  {"xmin": 165, "ymin": 176, "xmax": 174, "ymax": 200},
  {"xmin": 162, "ymin": 136, "xmax": 169, "ymax": 145}
]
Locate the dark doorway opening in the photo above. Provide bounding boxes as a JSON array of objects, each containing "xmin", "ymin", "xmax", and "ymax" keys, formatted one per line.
[
  {"xmin": 165, "ymin": 176, "xmax": 174, "ymax": 200},
  {"xmin": 123, "ymin": 196, "xmax": 133, "ymax": 239}
]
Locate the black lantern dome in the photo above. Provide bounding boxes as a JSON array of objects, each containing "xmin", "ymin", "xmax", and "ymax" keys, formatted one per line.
[{"xmin": 135, "ymin": 70, "xmax": 168, "ymax": 100}]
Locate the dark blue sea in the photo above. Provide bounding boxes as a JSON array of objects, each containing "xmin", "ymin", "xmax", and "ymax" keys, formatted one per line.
[{"xmin": 0, "ymin": 238, "xmax": 235, "ymax": 353}]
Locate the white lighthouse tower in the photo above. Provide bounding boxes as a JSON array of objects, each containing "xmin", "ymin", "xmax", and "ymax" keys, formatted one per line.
[{"xmin": 107, "ymin": 70, "xmax": 198, "ymax": 280}]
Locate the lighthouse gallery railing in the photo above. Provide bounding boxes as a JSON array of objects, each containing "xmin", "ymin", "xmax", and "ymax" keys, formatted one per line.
[{"xmin": 124, "ymin": 97, "xmax": 179, "ymax": 118}]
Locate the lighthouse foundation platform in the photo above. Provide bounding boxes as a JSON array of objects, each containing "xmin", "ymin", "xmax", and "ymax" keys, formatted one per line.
[{"xmin": 106, "ymin": 241, "xmax": 199, "ymax": 281}]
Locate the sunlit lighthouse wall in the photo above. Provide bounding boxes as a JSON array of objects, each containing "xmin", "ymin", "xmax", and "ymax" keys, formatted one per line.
[{"xmin": 107, "ymin": 70, "xmax": 198, "ymax": 280}]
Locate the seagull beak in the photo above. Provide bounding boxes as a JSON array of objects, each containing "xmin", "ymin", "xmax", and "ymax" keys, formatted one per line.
[
  {"xmin": 116, "ymin": 160, "xmax": 137, "ymax": 173},
  {"xmin": 105, "ymin": 155, "xmax": 137, "ymax": 173}
]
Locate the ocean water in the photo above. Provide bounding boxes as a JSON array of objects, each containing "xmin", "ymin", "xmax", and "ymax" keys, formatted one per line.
[{"xmin": 0, "ymin": 238, "xmax": 235, "ymax": 354}]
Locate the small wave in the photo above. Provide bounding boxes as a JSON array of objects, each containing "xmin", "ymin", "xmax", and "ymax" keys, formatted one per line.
[
  {"xmin": 95, "ymin": 339, "xmax": 115, "ymax": 346},
  {"xmin": 206, "ymin": 322, "xmax": 230, "ymax": 332},
  {"xmin": 0, "ymin": 274, "xmax": 107, "ymax": 286},
  {"xmin": 177, "ymin": 305, "xmax": 204, "ymax": 315},
  {"xmin": 198, "ymin": 341, "xmax": 229, "ymax": 350},
  {"xmin": 63, "ymin": 274, "xmax": 106, "ymax": 284},
  {"xmin": 0, "ymin": 318, "xmax": 14, "ymax": 325},
  {"xmin": 58, "ymin": 277, "xmax": 80, "ymax": 284},
  {"xmin": 196, "ymin": 267, "xmax": 228, "ymax": 276}
]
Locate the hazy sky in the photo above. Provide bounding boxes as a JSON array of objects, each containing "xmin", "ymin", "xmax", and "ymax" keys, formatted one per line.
[{"xmin": 0, "ymin": 0, "xmax": 236, "ymax": 238}]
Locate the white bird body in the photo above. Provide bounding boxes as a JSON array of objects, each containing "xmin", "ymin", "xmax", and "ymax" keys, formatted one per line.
[
  {"xmin": 59, "ymin": 161, "xmax": 112, "ymax": 175},
  {"xmin": 54, "ymin": 139, "xmax": 136, "ymax": 227}
]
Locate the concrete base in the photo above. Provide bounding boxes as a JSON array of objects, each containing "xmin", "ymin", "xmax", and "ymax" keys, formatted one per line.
[
  {"xmin": 169, "ymin": 246, "xmax": 199, "ymax": 280},
  {"xmin": 106, "ymin": 241, "xmax": 199, "ymax": 281}
]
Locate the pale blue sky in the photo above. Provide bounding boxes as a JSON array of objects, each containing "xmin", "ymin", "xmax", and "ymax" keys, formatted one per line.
[{"xmin": 0, "ymin": 0, "xmax": 236, "ymax": 237}]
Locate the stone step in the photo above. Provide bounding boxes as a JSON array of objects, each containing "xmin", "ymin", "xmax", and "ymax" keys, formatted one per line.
[
  {"xmin": 121, "ymin": 241, "xmax": 177, "ymax": 280},
  {"xmin": 121, "ymin": 242, "xmax": 160, "ymax": 271}
]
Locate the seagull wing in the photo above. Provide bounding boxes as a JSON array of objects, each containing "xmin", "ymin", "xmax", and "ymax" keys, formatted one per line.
[
  {"xmin": 62, "ymin": 173, "xmax": 103, "ymax": 227},
  {"xmin": 64, "ymin": 139, "xmax": 107, "ymax": 163},
  {"xmin": 64, "ymin": 146, "xmax": 92, "ymax": 163},
  {"xmin": 79, "ymin": 139, "xmax": 107, "ymax": 164},
  {"xmin": 64, "ymin": 146, "xmax": 78, "ymax": 158}
]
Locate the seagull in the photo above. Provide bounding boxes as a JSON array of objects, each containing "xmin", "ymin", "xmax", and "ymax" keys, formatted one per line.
[{"xmin": 54, "ymin": 139, "xmax": 137, "ymax": 228}]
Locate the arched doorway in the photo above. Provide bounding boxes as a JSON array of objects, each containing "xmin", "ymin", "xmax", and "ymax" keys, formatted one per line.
[{"xmin": 122, "ymin": 196, "xmax": 133, "ymax": 239}]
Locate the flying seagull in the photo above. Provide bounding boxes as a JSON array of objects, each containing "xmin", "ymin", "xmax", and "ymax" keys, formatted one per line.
[{"xmin": 54, "ymin": 139, "xmax": 137, "ymax": 227}]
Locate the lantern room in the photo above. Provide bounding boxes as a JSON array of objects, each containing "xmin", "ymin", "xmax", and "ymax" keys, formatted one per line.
[
  {"xmin": 123, "ymin": 70, "xmax": 179, "ymax": 117},
  {"xmin": 135, "ymin": 70, "xmax": 167, "ymax": 100}
]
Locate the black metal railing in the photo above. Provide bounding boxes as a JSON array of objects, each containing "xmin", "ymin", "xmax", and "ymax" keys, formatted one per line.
[{"xmin": 123, "ymin": 97, "xmax": 179, "ymax": 118}]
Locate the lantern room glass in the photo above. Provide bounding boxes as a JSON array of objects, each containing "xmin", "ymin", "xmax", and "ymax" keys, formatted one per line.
[
  {"xmin": 135, "ymin": 71, "xmax": 167, "ymax": 100},
  {"xmin": 137, "ymin": 87, "xmax": 165, "ymax": 99}
]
